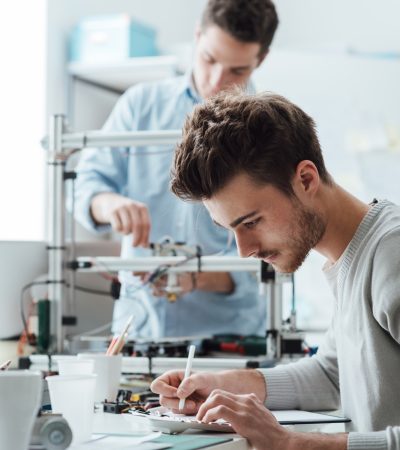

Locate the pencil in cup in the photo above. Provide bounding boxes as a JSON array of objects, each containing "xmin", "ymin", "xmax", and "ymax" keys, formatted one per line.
[
  {"xmin": 178, "ymin": 345, "xmax": 196, "ymax": 410},
  {"xmin": 0, "ymin": 360, "xmax": 11, "ymax": 371},
  {"xmin": 106, "ymin": 315, "xmax": 133, "ymax": 356}
]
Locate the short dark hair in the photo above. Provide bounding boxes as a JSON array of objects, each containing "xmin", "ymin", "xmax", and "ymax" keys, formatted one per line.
[
  {"xmin": 201, "ymin": 0, "xmax": 279, "ymax": 54},
  {"xmin": 171, "ymin": 91, "xmax": 332, "ymax": 201}
]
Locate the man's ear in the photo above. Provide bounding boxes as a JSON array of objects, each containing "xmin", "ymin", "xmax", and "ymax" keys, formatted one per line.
[{"xmin": 293, "ymin": 160, "xmax": 320, "ymax": 199}]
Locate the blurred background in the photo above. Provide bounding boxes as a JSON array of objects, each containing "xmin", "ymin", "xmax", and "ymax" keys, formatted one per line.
[{"xmin": 0, "ymin": 0, "xmax": 399, "ymax": 340}]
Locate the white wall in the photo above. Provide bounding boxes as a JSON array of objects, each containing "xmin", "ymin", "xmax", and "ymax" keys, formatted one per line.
[
  {"xmin": 47, "ymin": 0, "xmax": 207, "ymax": 117},
  {"xmin": 46, "ymin": 0, "xmax": 400, "ymax": 121},
  {"xmin": 272, "ymin": 0, "xmax": 400, "ymax": 51},
  {"xmin": 0, "ymin": 1, "xmax": 46, "ymax": 240}
]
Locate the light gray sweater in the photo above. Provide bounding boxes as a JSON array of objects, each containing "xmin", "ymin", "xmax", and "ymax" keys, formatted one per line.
[{"xmin": 260, "ymin": 200, "xmax": 400, "ymax": 450}]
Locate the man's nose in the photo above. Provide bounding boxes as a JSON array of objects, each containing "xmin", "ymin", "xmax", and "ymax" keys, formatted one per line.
[
  {"xmin": 235, "ymin": 232, "xmax": 257, "ymax": 258},
  {"xmin": 210, "ymin": 65, "xmax": 225, "ymax": 91}
]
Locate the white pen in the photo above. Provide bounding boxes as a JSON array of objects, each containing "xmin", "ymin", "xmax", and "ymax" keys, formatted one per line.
[{"xmin": 178, "ymin": 344, "xmax": 196, "ymax": 411}]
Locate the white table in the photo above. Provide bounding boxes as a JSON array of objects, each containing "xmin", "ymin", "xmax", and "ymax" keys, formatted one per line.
[
  {"xmin": 67, "ymin": 409, "xmax": 346, "ymax": 449},
  {"xmin": 68, "ymin": 409, "xmax": 248, "ymax": 449}
]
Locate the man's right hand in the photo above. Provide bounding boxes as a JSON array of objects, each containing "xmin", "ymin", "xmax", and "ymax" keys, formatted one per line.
[
  {"xmin": 150, "ymin": 370, "xmax": 221, "ymax": 414},
  {"xmin": 150, "ymin": 369, "xmax": 267, "ymax": 415},
  {"xmin": 91, "ymin": 192, "xmax": 151, "ymax": 247}
]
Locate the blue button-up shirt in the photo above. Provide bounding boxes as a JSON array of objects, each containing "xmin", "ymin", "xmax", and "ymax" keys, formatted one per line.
[{"xmin": 75, "ymin": 75, "xmax": 265, "ymax": 339}]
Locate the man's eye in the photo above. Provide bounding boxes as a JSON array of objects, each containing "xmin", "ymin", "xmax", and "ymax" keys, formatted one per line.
[
  {"xmin": 231, "ymin": 69, "xmax": 247, "ymax": 76},
  {"xmin": 243, "ymin": 219, "xmax": 259, "ymax": 229}
]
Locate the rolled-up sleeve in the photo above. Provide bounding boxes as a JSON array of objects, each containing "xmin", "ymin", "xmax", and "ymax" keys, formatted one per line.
[{"xmin": 73, "ymin": 86, "xmax": 141, "ymax": 233}]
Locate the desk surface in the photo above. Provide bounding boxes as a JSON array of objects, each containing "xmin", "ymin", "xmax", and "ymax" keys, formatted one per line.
[
  {"xmin": 68, "ymin": 410, "xmax": 248, "ymax": 449},
  {"xmin": 66, "ymin": 409, "xmax": 346, "ymax": 449}
]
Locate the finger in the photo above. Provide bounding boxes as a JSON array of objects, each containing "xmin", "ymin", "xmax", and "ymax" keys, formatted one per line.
[
  {"xmin": 196, "ymin": 390, "xmax": 239, "ymax": 421},
  {"xmin": 150, "ymin": 378, "xmax": 178, "ymax": 397},
  {"xmin": 129, "ymin": 206, "xmax": 143, "ymax": 246},
  {"xmin": 137, "ymin": 205, "xmax": 151, "ymax": 247},
  {"xmin": 150, "ymin": 371, "xmax": 186, "ymax": 394},
  {"xmin": 118, "ymin": 207, "xmax": 133, "ymax": 234},
  {"xmin": 152, "ymin": 275, "xmax": 167, "ymax": 290},
  {"xmin": 159, "ymin": 395, "xmax": 197, "ymax": 412},
  {"xmin": 176, "ymin": 373, "xmax": 208, "ymax": 400},
  {"xmin": 201, "ymin": 404, "xmax": 239, "ymax": 428},
  {"xmin": 110, "ymin": 211, "xmax": 123, "ymax": 233},
  {"xmin": 207, "ymin": 389, "xmax": 261, "ymax": 405},
  {"xmin": 197, "ymin": 390, "xmax": 258, "ymax": 421}
]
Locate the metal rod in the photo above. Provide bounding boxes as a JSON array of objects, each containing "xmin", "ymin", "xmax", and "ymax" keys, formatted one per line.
[
  {"xmin": 42, "ymin": 130, "xmax": 182, "ymax": 151},
  {"xmin": 47, "ymin": 114, "xmax": 67, "ymax": 353},
  {"xmin": 74, "ymin": 256, "xmax": 262, "ymax": 273},
  {"xmin": 29, "ymin": 354, "xmax": 271, "ymax": 374},
  {"xmin": 67, "ymin": 177, "xmax": 76, "ymax": 319}
]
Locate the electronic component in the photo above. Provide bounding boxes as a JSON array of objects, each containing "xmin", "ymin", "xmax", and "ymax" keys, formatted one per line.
[
  {"xmin": 103, "ymin": 401, "xmax": 133, "ymax": 414},
  {"xmin": 103, "ymin": 389, "xmax": 160, "ymax": 414}
]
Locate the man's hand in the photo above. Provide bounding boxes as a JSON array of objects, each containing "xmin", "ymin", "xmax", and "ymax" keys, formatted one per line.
[
  {"xmin": 150, "ymin": 369, "xmax": 266, "ymax": 414},
  {"xmin": 196, "ymin": 390, "xmax": 349, "ymax": 450},
  {"xmin": 138, "ymin": 272, "xmax": 196, "ymax": 298},
  {"xmin": 91, "ymin": 193, "xmax": 151, "ymax": 247},
  {"xmin": 150, "ymin": 370, "xmax": 220, "ymax": 414},
  {"xmin": 196, "ymin": 389, "xmax": 291, "ymax": 449},
  {"xmin": 142, "ymin": 272, "xmax": 235, "ymax": 297}
]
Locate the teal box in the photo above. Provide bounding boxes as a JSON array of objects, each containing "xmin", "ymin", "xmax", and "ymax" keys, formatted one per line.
[{"xmin": 69, "ymin": 14, "xmax": 159, "ymax": 63}]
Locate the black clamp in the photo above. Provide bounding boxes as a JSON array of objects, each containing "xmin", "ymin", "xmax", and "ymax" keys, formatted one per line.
[
  {"xmin": 196, "ymin": 245, "xmax": 202, "ymax": 273},
  {"xmin": 261, "ymin": 261, "xmax": 276, "ymax": 282},
  {"xmin": 64, "ymin": 171, "xmax": 77, "ymax": 181},
  {"xmin": 66, "ymin": 260, "xmax": 93, "ymax": 270}
]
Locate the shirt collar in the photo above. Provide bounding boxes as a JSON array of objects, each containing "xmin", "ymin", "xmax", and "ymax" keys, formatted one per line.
[{"xmin": 183, "ymin": 70, "xmax": 202, "ymax": 105}]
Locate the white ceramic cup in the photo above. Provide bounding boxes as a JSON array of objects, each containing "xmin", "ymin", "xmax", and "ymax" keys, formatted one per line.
[
  {"xmin": 55, "ymin": 356, "xmax": 95, "ymax": 376},
  {"xmin": 46, "ymin": 374, "xmax": 97, "ymax": 444},
  {"xmin": 78, "ymin": 353, "xmax": 122, "ymax": 402},
  {"xmin": 0, "ymin": 370, "xmax": 42, "ymax": 450}
]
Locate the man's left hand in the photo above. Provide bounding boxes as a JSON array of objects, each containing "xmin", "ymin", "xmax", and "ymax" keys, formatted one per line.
[
  {"xmin": 196, "ymin": 389, "xmax": 291, "ymax": 450},
  {"xmin": 137, "ymin": 272, "xmax": 234, "ymax": 297}
]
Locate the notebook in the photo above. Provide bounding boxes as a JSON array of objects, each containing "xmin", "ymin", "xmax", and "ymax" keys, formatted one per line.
[{"xmin": 130, "ymin": 407, "xmax": 350, "ymax": 434}]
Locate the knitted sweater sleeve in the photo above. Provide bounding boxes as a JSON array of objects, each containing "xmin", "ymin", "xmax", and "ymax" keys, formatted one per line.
[{"xmin": 258, "ymin": 320, "xmax": 340, "ymax": 411}]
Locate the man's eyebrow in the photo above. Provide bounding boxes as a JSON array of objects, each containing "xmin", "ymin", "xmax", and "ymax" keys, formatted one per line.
[
  {"xmin": 203, "ymin": 50, "xmax": 215, "ymax": 61},
  {"xmin": 212, "ymin": 211, "xmax": 259, "ymax": 229},
  {"xmin": 204, "ymin": 50, "xmax": 251, "ymax": 71},
  {"xmin": 212, "ymin": 219, "xmax": 225, "ymax": 228},
  {"xmin": 229, "ymin": 211, "xmax": 259, "ymax": 229}
]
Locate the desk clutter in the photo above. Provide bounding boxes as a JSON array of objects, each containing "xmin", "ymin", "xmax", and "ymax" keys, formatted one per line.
[{"xmin": 11, "ymin": 329, "xmax": 318, "ymax": 448}]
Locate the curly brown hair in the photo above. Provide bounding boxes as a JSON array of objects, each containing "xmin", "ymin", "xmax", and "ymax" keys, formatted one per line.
[
  {"xmin": 201, "ymin": 0, "xmax": 279, "ymax": 54},
  {"xmin": 171, "ymin": 91, "xmax": 332, "ymax": 201}
]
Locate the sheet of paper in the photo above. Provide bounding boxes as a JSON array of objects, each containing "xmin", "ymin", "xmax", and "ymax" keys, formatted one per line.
[
  {"xmin": 145, "ymin": 407, "xmax": 348, "ymax": 425},
  {"xmin": 272, "ymin": 410, "xmax": 348, "ymax": 424},
  {"xmin": 144, "ymin": 408, "xmax": 230, "ymax": 426}
]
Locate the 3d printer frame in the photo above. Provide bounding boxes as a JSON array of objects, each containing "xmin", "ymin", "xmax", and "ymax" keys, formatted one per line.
[{"xmin": 44, "ymin": 114, "xmax": 296, "ymax": 358}]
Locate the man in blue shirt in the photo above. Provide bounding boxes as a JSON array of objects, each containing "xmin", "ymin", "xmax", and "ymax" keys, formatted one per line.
[{"xmin": 74, "ymin": 0, "xmax": 279, "ymax": 339}]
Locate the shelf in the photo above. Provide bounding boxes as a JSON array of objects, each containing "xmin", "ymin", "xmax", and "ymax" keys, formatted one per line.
[{"xmin": 68, "ymin": 55, "xmax": 179, "ymax": 92}]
